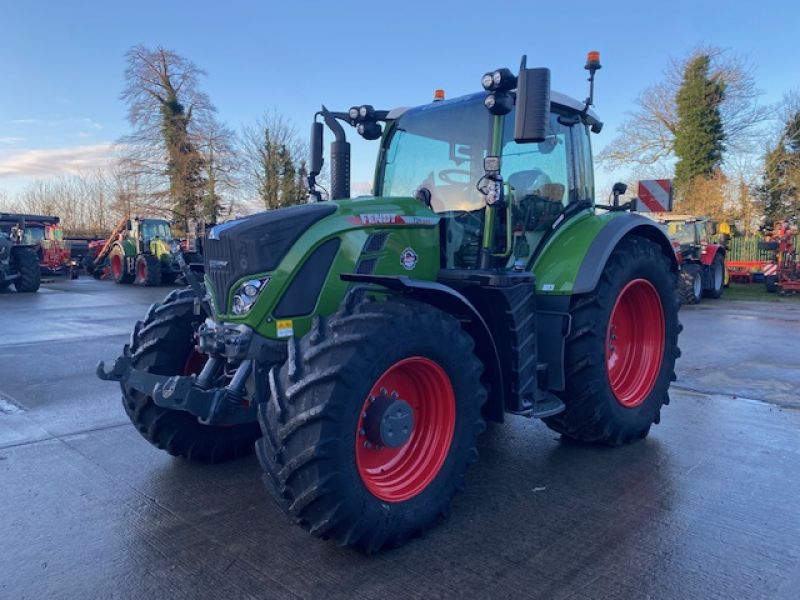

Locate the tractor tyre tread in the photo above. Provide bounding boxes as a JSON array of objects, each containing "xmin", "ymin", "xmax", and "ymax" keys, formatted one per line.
[
  {"xmin": 12, "ymin": 247, "xmax": 41, "ymax": 293},
  {"xmin": 135, "ymin": 254, "xmax": 162, "ymax": 286},
  {"xmin": 255, "ymin": 296, "xmax": 486, "ymax": 553},
  {"xmin": 543, "ymin": 235, "xmax": 681, "ymax": 445},
  {"xmin": 677, "ymin": 263, "xmax": 702, "ymax": 306},
  {"xmin": 704, "ymin": 253, "xmax": 725, "ymax": 299},
  {"xmin": 121, "ymin": 287, "xmax": 260, "ymax": 463}
]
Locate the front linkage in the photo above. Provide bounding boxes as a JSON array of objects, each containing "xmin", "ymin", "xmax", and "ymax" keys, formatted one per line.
[{"xmin": 97, "ymin": 246, "xmax": 285, "ymax": 426}]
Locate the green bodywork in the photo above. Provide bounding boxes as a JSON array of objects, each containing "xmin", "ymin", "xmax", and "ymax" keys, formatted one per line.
[
  {"xmin": 212, "ymin": 197, "xmax": 440, "ymax": 340},
  {"xmin": 209, "ymin": 199, "xmax": 626, "ymax": 342}
]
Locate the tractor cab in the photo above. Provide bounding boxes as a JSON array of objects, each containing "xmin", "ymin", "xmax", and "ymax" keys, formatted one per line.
[
  {"xmin": 376, "ymin": 91, "xmax": 598, "ymax": 271},
  {"xmin": 129, "ymin": 218, "xmax": 173, "ymax": 253}
]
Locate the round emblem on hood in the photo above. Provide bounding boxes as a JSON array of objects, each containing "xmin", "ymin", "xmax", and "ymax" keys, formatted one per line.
[{"xmin": 400, "ymin": 247, "xmax": 418, "ymax": 271}]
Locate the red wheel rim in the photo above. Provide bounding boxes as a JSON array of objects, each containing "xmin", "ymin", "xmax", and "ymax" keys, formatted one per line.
[
  {"xmin": 111, "ymin": 255, "xmax": 122, "ymax": 279},
  {"xmin": 355, "ymin": 357, "xmax": 455, "ymax": 503},
  {"xmin": 183, "ymin": 348, "xmax": 207, "ymax": 375},
  {"xmin": 137, "ymin": 260, "xmax": 146, "ymax": 281},
  {"xmin": 606, "ymin": 279, "xmax": 665, "ymax": 408}
]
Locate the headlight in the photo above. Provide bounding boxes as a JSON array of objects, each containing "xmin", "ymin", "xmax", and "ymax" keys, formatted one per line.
[{"xmin": 231, "ymin": 277, "xmax": 269, "ymax": 315}]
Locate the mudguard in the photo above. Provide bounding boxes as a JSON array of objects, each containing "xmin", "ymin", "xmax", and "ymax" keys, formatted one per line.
[
  {"xmin": 531, "ymin": 211, "xmax": 678, "ymax": 392},
  {"xmin": 700, "ymin": 243, "xmax": 725, "ymax": 267},
  {"xmin": 532, "ymin": 210, "xmax": 678, "ymax": 296}
]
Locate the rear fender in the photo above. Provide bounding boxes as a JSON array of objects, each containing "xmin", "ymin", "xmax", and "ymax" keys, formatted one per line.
[
  {"xmin": 700, "ymin": 244, "xmax": 724, "ymax": 267},
  {"xmin": 532, "ymin": 212, "xmax": 677, "ymax": 391}
]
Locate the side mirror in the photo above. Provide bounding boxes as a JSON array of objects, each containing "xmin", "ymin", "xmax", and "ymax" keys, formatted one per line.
[
  {"xmin": 514, "ymin": 60, "xmax": 551, "ymax": 143},
  {"xmin": 612, "ymin": 182, "xmax": 627, "ymax": 195},
  {"xmin": 310, "ymin": 122, "xmax": 324, "ymax": 177}
]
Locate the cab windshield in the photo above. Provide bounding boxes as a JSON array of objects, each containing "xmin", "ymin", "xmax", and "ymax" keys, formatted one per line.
[
  {"xmin": 23, "ymin": 226, "xmax": 45, "ymax": 245},
  {"xmin": 379, "ymin": 94, "xmax": 590, "ymax": 269},
  {"xmin": 141, "ymin": 220, "xmax": 171, "ymax": 242},
  {"xmin": 380, "ymin": 94, "xmax": 491, "ymax": 213},
  {"xmin": 666, "ymin": 222, "xmax": 695, "ymax": 245}
]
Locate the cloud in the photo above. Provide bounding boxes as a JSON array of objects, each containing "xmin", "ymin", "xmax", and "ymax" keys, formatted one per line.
[
  {"xmin": 0, "ymin": 143, "xmax": 117, "ymax": 178},
  {"xmin": 6, "ymin": 117, "xmax": 102, "ymax": 130},
  {"xmin": 0, "ymin": 137, "xmax": 24, "ymax": 144}
]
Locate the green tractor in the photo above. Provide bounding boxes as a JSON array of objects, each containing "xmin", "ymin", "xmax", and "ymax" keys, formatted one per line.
[
  {"xmin": 98, "ymin": 53, "xmax": 681, "ymax": 552},
  {"xmin": 96, "ymin": 217, "xmax": 182, "ymax": 286}
]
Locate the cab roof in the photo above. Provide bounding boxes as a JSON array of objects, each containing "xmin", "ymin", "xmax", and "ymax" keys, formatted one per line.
[{"xmin": 387, "ymin": 90, "xmax": 602, "ymax": 130}]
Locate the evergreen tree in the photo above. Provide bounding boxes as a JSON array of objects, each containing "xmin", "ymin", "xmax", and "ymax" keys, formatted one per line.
[
  {"xmin": 757, "ymin": 110, "xmax": 800, "ymax": 223},
  {"xmin": 674, "ymin": 54, "xmax": 726, "ymax": 191}
]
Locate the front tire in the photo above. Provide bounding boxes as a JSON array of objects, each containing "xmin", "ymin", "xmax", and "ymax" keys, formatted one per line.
[
  {"xmin": 544, "ymin": 235, "xmax": 681, "ymax": 445},
  {"xmin": 256, "ymin": 297, "xmax": 487, "ymax": 552},
  {"xmin": 12, "ymin": 248, "xmax": 41, "ymax": 293},
  {"xmin": 677, "ymin": 264, "xmax": 702, "ymax": 306},
  {"xmin": 121, "ymin": 288, "xmax": 260, "ymax": 463},
  {"xmin": 135, "ymin": 254, "xmax": 162, "ymax": 286}
]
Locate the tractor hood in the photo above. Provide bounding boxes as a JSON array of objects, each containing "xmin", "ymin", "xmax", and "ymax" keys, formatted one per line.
[{"xmin": 203, "ymin": 197, "xmax": 440, "ymax": 336}]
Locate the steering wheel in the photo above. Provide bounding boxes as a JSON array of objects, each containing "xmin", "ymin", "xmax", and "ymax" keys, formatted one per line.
[{"xmin": 438, "ymin": 169, "xmax": 471, "ymax": 185}]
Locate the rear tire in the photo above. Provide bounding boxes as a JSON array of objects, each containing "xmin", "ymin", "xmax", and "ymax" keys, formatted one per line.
[
  {"xmin": 704, "ymin": 253, "xmax": 724, "ymax": 299},
  {"xmin": 678, "ymin": 264, "xmax": 702, "ymax": 306},
  {"xmin": 110, "ymin": 245, "xmax": 134, "ymax": 284},
  {"xmin": 121, "ymin": 288, "xmax": 260, "ymax": 463},
  {"xmin": 256, "ymin": 297, "xmax": 487, "ymax": 552},
  {"xmin": 765, "ymin": 275, "xmax": 778, "ymax": 293},
  {"xmin": 544, "ymin": 236, "xmax": 680, "ymax": 445},
  {"xmin": 135, "ymin": 254, "xmax": 162, "ymax": 286},
  {"xmin": 12, "ymin": 248, "xmax": 41, "ymax": 293}
]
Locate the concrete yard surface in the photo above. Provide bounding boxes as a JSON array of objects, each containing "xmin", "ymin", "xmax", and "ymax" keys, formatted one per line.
[{"xmin": 1, "ymin": 278, "xmax": 799, "ymax": 599}]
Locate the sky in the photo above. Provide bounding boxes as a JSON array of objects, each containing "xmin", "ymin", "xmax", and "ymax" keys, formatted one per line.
[{"xmin": 1, "ymin": 0, "xmax": 798, "ymax": 200}]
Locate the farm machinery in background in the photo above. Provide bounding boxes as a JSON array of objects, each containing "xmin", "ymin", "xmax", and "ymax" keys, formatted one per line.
[
  {"xmin": 759, "ymin": 221, "xmax": 799, "ymax": 294},
  {"xmin": 644, "ymin": 213, "xmax": 726, "ymax": 304},
  {"xmin": 0, "ymin": 213, "xmax": 79, "ymax": 278},
  {"xmin": 85, "ymin": 216, "xmax": 203, "ymax": 286},
  {"xmin": 0, "ymin": 221, "xmax": 41, "ymax": 293}
]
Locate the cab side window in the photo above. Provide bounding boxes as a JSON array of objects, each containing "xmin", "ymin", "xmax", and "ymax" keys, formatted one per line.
[{"xmin": 501, "ymin": 112, "xmax": 573, "ymax": 263}]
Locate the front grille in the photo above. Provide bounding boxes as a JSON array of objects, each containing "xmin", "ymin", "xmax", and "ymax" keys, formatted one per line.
[
  {"xmin": 205, "ymin": 235, "xmax": 237, "ymax": 312},
  {"xmin": 204, "ymin": 203, "xmax": 337, "ymax": 313}
]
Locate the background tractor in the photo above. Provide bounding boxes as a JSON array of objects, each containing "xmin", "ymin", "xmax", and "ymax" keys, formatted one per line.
[
  {"xmin": 86, "ymin": 217, "xmax": 182, "ymax": 286},
  {"xmin": 0, "ymin": 225, "xmax": 41, "ymax": 293},
  {"xmin": 0, "ymin": 213, "xmax": 76, "ymax": 277},
  {"xmin": 649, "ymin": 213, "xmax": 726, "ymax": 304},
  {"xmin": 99, "ymin": 52, "xmax": 681, "ymax": 552}
]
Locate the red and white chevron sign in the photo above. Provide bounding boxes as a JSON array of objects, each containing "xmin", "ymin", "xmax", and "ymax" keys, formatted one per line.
[
  {"xmin": 763, "ymin": 264, "xmax": 778, "ymax": 276},
  {"xmin": 637, "ymin": 179, "xmax": 673, "ymax": 212}
]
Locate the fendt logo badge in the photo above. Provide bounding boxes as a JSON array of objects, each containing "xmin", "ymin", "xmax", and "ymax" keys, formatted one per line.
[{"xmin": 400, "ymin": 247, "xmax": 418, "ymax": 270}]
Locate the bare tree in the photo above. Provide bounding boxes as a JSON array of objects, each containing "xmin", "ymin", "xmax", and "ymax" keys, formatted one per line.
[
  {"xmin": 120, "ymin": 45, "xmax": 213, "ymax": 234},
  {"xmin": 240, "ymin": 111, "xmax": 308, "ymax": 210},
  {"xmin": 598, "ymin": 47, "xmax": 769, "ymax": 170},
  {"xmin": 196, "ymin": 116, "xmax": 239, "ymax": 224}
]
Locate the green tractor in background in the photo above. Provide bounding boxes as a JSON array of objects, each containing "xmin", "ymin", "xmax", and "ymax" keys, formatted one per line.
[
  {"xmin": 99, "ymin": 217, "xmax": 182, "ymax": 286},
  {"xmin": 99, "ymin": 52, "xmax": 681, "ymax": 552}
]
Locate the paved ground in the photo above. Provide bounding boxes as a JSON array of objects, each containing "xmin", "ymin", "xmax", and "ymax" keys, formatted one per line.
[{"xmin": 1, "ymin": 278, "xmax": 799, "ymax": 600}]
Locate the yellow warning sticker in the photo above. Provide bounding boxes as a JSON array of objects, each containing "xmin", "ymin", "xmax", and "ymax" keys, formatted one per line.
[{"xmin": 276, "ymin": 319, "xmax": 294, "ymax": 338}]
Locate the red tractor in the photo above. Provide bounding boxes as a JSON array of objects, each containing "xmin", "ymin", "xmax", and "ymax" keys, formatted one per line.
[
  {"xmin": 649, "ymin": 214, "xmax": 726, "ymax": 305},
  {"xmin": 760, "ymin": 221, "xmax": 799, "ymax": 294},
  {"xmin": 0, "ymin": 213, "xmax": 77, "ymax": 277}
]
